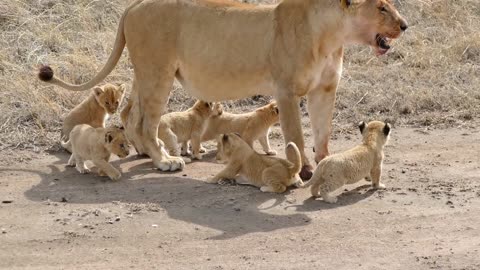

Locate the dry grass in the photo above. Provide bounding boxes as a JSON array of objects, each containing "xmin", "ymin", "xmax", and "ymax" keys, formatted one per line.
[{"xmin": 0, "ymin": 0, "xmax": 479, "ymax": 151}]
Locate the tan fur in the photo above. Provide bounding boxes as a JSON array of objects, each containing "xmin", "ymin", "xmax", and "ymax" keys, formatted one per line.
[
  {"xmin": 61, "ymin": 83, "xmax": 125, "ymax": 152},
  {"xmin": 303, "ymin": 120, "xmax": 391, "ymax": 203},
  {"xmin": 39, "ymin": 0, "xmax": 407, "ymax": 177},
  {"xmin": 208, "ymin": 133, "xmax": 302, "ymax": 193},
  {"xmin": 158, "ymin": 100, "xmax": 215, "ymax": 160},
  {"xmin": 202, "ymin": 102, "xmax": 279, "ymax": 160},
  {"xmin": 61, "ymin": 125, "xmax": 130, "ymax": 181}
]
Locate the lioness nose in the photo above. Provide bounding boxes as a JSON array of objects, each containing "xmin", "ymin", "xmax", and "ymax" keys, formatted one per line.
[{"xmin": 400, "ymin": 21, "xmax": 408, "ymax": 31}]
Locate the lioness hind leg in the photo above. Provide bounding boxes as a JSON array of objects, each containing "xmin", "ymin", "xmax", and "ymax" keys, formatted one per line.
[
  {"xmin": 67, "ymin": 154, "xmax": 75, "ymax": 167},
  {"xmin": 134, "ymin": 70, "xmax": 184, "ymax": 172}
]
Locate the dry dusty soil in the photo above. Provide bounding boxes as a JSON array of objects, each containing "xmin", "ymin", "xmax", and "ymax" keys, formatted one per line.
[{"xmin": 1, "ymin": 124, "xmax": 479, "ymax": 270}]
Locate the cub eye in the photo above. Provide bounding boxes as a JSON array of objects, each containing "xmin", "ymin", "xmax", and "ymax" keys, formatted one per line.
[
  {"xmin": 106, "ymin": 102, "xmax": 110, "ymax": 106},
  {"xmin": 120, "ymin": 144, "xmax": 125, "ymax": 148},
  {"xmin": 380, "ymin": 6, "xmax": 387, "ymax": 12}
]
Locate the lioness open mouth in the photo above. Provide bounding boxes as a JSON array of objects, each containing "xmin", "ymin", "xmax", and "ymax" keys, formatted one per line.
[{"xmin": 375, "ymin": 33, "xmax": 391, "ymax": 55}]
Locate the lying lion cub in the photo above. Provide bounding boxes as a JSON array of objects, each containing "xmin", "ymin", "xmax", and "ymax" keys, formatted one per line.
[
  {"xmin": 61, "ymin": 124, "xmax": 130, "ymax": 181},
  {"xmin": 303, "ymin": 121, "xmax": 391, "ymax": 203},
  {"xmin": 201, "ymin": 101, "xmax": 280, "ymax": 158},
  {"xmin": 208, "ymin": 133, "xmax": 303, "ymax": 193},
  {"xmin": 62, "ymin": 83, "xmax": 125, "ymax": 151}
]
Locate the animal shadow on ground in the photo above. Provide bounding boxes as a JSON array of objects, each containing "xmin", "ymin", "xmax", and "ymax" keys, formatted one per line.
[
  {"xmin": 287, "ymin": 184, "xmax": 377, "ymax": 212},
  {"xmin": 19, "ymin": 152, "xmax": 311, "ymax": 240}
]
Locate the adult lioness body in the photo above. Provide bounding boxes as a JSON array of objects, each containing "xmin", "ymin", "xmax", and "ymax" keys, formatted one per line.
[{"xmin": 39, "ymin": 0, "xmax": 407, "ymax": 178}]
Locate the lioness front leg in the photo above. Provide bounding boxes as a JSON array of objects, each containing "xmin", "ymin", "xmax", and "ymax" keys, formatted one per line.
[
  {"xmin": 92, "ymin": 159, "xmax": 121, "ymax": 181},
  {"xmin": 275, "ymin": 92, "xmax": 311, "ymax": 180},
  {"xmin": 307, "ymin": 48, "xmax": 343, "ymax": 164}
]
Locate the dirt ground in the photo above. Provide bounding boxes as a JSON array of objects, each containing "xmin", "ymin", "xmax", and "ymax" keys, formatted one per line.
[{"xmin": 1, "ymin": 124, "xmax": 479, "ymax": 270}]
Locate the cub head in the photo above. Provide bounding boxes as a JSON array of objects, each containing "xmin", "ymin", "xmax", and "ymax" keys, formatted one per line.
[
  {"xmin": 104, "ymin": 127, "xmax": 130, "ymax": 158},
  {"xmin": 93, "ymin": 83, "xmax": 126, "ymax": 114},
  {"xmin": 358, "ymin": 120, "xmax": 391, "ymax": 147},
  {"xmin": 341, "ymin": 0, "xmax": 408, "ymax": 55},
  {"xmin": 257, "ymin": 101, "xmax": 280, "ymax": 122},
  {"xmin": 217, "ymin": 133, "xmax": 251, "ymax": 160},
  {"xmin": 192, "ymin": 100, "xmax": 216, "ymax": 117},
  {"xmin": 212, "ymin": 103, "xmax": 224, "ymax": 117}
]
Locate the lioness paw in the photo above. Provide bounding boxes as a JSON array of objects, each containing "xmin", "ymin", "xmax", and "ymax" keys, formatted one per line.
[
  {"xmin": 109, "ymin": 170, "xmax": 121, "ymax": 181},
  {"xmin": 155, "ymin": 156, "xmax": 185, "ymax": 172},
  {"xmin": 373, "ymin": 183, "xmax": 386, "ymax": 189},
  {"xmin": 207, "ymin": 177, "xmax": 219, "ymax": 184}
]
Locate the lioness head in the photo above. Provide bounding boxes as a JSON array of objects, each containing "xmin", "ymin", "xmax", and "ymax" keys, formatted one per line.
[
  {"xmin": 93, "ymin": 83, "xmax": 126, "ymax": 114},
  {"xmin": 104, "ymin": 127, "xmax": 130, "ymax": 158},
  {"xmin": 358, "ymin": 120, "xmax": 391, "ymax": 146},
  {"xmin": 342, "ymin": 0, "xmax": 408, "ymax": 55}
]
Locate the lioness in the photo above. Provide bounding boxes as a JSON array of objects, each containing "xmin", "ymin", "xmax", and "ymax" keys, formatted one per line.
[
  {"xmin": 61, "ymin": 125, "xmax": 130, "ymax": 181},
  {"xmin": 303, "ymin": 121, "xmax": 391, "ymax": 203},
  {"xmin": 62, "ymin": 83, "xmax": 125, "ymax": 145},
  {"xmin": 38, "ymin": 0, "xmax": 407, "ymax": 179},
  {"xmin": 208, "ymin": 133, "xmax": 303, "ymax": 193},
  {"xmin": 201, "ymin": 101, "xmax": 279, "ymax": 159}
]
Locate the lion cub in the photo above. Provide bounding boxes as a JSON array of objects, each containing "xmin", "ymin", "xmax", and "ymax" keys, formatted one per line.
[
  {"xmin": 159, "ymin": 100, "xmax": 216, "ymax": 160},
  {"xmin": 201, "ymin": 101, "xmax": 279, "ymax": 157},
  {"xmin": 61, "ymin": 124, "xmax": 130, "ymax": 181},
  {"xmin": 303, "ymin": 121, "xmax": 391, "ymax": 203},
  {"xmin": 62, "ymin": 83, "xmax": 125, "ymax": 145},
  {"xmin": 208, "ymin": 133, "xmax": 303, "ymax": 193}
]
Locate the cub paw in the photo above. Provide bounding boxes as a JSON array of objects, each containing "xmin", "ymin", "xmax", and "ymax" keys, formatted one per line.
[
  {"xmin": 265, "ymin": 150, "xmax": 277, "ymax": 156},
  {"xmin": 109, "ymin": 170, "xmax": 121, "ymax": 181},
  {"xmin": 199, "ymin": 146, "xmax": 207, "ymax": 153}
]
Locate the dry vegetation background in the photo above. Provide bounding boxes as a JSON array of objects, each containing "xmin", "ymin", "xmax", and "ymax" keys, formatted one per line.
[{"xmin": 0, "ymin": 0, "xmax": 479, "ymax": 152}]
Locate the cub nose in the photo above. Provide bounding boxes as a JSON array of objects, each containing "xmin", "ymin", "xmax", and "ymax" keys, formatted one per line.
[{"xmin": 400, "ymin": 21, "xmax": 408, "ymax": 31}]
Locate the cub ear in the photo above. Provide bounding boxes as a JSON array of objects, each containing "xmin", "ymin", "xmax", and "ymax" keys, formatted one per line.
[
  {"xmin": 272, "ymin": 104, "xmax": 279, "ymax": 114},
  {"xmin": 105, "ymin": 132, "xmax": 114, "ymax": 143},
  {"xmin": 118, "ymin": 84, "xmax": 126, "ymax": 93},
  {"xmin": 358, "ymin": 121, "xmax": 366, "ymax": 133},
  {"xmin": 93, "ymin": 86, "xmax": 104, "ymax": 96},
  {"xmin": 383, "ymin": 123, "xmax": 391, "ymax": 136},
  {"xmin": 340, "ymin": 0, "xmax": 352, "ymax": 8}
]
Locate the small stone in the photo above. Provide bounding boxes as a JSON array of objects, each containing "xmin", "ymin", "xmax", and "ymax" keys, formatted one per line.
[
  {"xmin": 115, "ymin": 216, "xmax": 121, "ymax": 222},
  {"xmin": 1, "ymin": 200, "xmax": 13, "ymax": 204},
  {"xmin": 446, "ymin": 200, "xmax": 453, "ymax": 205},
  {"xmin": 152, "ymin": 224, "xmax": 158, "ymax": 228},
  {"xmin": 61, "ymin": 197, "xmax": 68, "ymax": 203},
  {"xmin": 1, "ymin": 228, "xmax": 6, "ymax": 234},
  {"xmin": 233, "ymin": 207, "xmax": 241, "ymax": 212}
]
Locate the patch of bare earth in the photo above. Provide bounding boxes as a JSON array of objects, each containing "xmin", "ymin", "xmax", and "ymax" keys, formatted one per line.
[{"xmin": 1, "ymin": 124, "xmax": 479, "ymax": 269}]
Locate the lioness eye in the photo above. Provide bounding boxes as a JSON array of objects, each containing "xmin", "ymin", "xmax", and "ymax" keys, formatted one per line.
[
  {"xmin": 380, "ymin": 6, "xmax": 387, "ymax": 12},
  {"xmin": 106, "ymin": 102, "xmax": 110, "ymax": 105}
]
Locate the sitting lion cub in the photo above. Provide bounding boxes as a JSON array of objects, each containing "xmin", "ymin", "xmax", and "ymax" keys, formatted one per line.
[
  {"xmin": 61, "ymin": 124, "xmax": 130, "ymax": 181},
  {"xmin": 201, "ymin": 101, "xmax": 279, "ymax": 157},
  {"xmin": 61, "ymin": 83, "xmax": 125, "ymax": 150},
  {"xmin": 303, "ymin": 121, "xmax": 391, "ymax": 203},
  {"xmin": 208, "ymin": 133, "xmax": 303, "ymax": 193}
]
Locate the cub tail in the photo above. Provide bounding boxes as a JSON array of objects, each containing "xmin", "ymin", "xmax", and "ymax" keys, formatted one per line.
[{"xmin": 285, "ymin": 142, "xmax": 301, "ymax": 174}]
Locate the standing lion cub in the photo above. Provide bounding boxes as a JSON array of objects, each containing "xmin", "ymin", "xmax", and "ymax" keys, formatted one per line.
[
  {"xmin": 61, "ymin": 83, "xmax": 125, "ymax": 151},
  {"xmin": 208, "ymin": 133, "xmax": 303, "ymax": 193},
  {"xmin": 303, "ymin": 121, "xmax": 391, "ymax": 203},
  {"xmin": 61, "ymin": 124, "xmax": 130, "ymax": 181},
  {"xmin": 201, "ymin": 101, "xmax": 280, "ymax": 159},
  {"xmin": 121, "ymin": 99, "xmax": 215, "ymax": 160}
]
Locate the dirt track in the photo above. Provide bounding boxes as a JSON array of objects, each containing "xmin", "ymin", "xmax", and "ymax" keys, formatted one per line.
[{"xmin": 1, "ymin": 125, "xmax": 479, "ymax": 269}]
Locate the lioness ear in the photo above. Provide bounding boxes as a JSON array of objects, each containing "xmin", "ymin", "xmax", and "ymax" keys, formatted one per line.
[
  {"xmin": 358, "ymin": 121, "xmax": 366, "ymax": 133},
  {"xmin": 105, "ymin": 132, "xmax": 114, "ymax": 143},
  {"xmin": 383, "ymin": 123, "xmax": 391, "ymax": 136},
  {"xmin": 93, "ymin": 86, "xmax": 104, "ymax": 96}
]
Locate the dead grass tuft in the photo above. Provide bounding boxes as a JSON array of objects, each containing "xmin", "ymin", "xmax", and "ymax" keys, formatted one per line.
[{"xmin": 0, "ymin": 0, "xmax": 479, "ymax": 152}]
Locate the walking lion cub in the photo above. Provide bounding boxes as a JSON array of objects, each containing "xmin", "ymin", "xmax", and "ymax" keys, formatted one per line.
[
  {"xmin": 303, "ymin": 121, "xmax": 391, "ymax": 203},
  {"xmin": 61, "ymin": 124, "xmax": 130, "ymax": 181},
  {"xmin": 201, "ymin": 101, "xmax": 280, "ymax": 158},
  {"xmin": 208, "ymin": 133, "xmax": 303, "ymax": 193}
]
